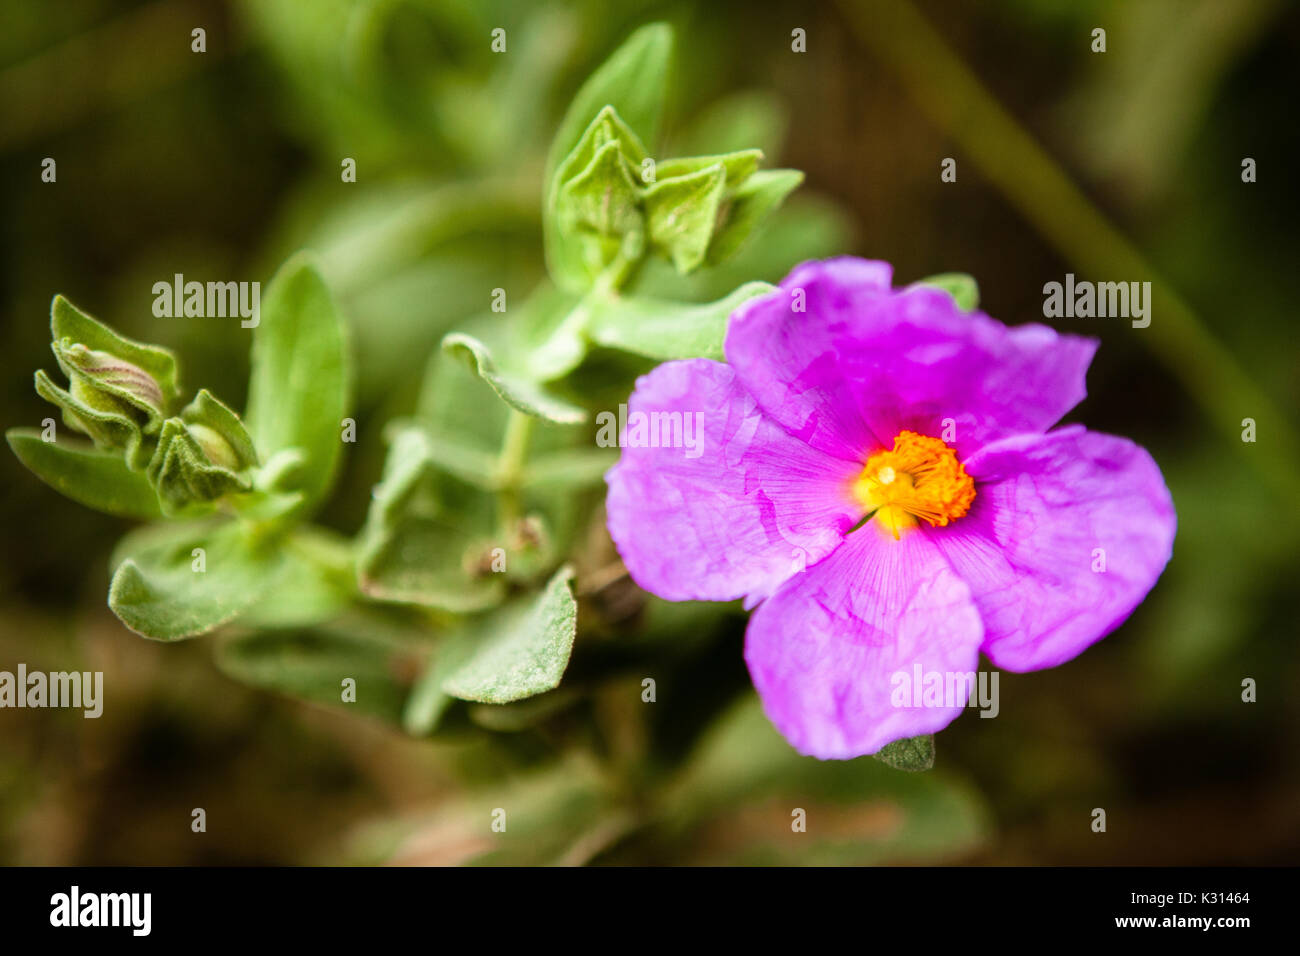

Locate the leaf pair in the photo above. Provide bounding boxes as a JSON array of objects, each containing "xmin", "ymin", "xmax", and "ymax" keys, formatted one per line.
[{"xmin": 543, "ymin": 24, "xmax": 801, "ymax": 295}]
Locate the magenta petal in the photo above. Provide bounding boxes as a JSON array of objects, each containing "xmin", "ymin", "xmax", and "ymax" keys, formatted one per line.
[
  {"xmin": 744, "ymin": 525, "xmax": 984, "ymax": 759},
  {"xmin": 725, "ymin": 257, "xmax": 1099, "ymax": 460},
  {"xmin": 930, "ymin": 426, "xmax": 1176, "ymax": 672},
  {"xmin": 605, "ymin": 358, "xmax": 861, "ymax": 605}
]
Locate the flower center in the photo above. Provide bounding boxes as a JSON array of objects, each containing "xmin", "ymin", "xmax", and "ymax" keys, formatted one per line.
[{"xmin": 852, "ymin": 430, "xmax": 975, "ymax": 539}]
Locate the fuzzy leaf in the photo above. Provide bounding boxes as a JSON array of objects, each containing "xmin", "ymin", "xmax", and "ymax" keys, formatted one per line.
[
  {"xmin": 34, "ymin": 370, "xmax": 154, "ymax": 471},
  {"xmin": 555, "ymin": 138, "xmax": 645, "ymax": 282},
  {"xmin": 544, "ymin": 24, "xmax": 673, "ymax": 290},
  {"xmin": 239, "ymin": 526, "xmax": 355, "ymax": 628},
  {"xmin": 544, "ymin": 24, "xmax": 672, "ymax": 193},
  {"xmin": 108, "ymin": 520, "xmax": 282, "ymax": 640},
  {"xmin": 655, "ymin": 149, "xmax": 762, "ymax": 189},
  {"xmin": 441, "ymin": 332, "xmax": 585, "ymax": 425},
  {"xmin": 644, "ymin": 162, "xmax": 727, "ymax": 273},
  {"xmin": 245, "ymin": 254, "xmax": 349, "ymax": 515},
  {"xmin": 215, "ymin": 624, "xmax": 414, "ymax": 725},
  {"xmin": 439, "ymin": 566, "xmax": 578, "ymax": 704},
  {"xmin": 707, "ymin": 169, "xmax": 803, "ymax": 266},
  {"xmin": 355, "ymin": 425, "xmax": 506, "ymax": 614},
  {"xmin": 873, "ymin": 734, "xmax": 936, "ymax": 772},
  {"xmin": 6, "ymin": 427, "xmax": 162, "ymax": 519}
]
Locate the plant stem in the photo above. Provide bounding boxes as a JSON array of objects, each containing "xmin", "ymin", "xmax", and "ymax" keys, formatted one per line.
[{"xmin": 496, "ymin": 409, "xmax": 535, "ymax": 526}]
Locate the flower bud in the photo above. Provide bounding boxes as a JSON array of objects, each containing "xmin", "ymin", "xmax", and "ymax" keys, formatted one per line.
[{"xmin": 34, "ymin": 296, "xmax": 181, "ymax": 471}]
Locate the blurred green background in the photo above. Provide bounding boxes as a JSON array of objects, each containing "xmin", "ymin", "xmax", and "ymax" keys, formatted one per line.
[{"xmin": 1, "ymin": 0, "xmax": 1296, "ymax": 864}]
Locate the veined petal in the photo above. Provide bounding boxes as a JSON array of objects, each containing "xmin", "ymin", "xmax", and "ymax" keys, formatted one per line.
[
  {"xmin": 725, "ymin": 257, "xmax": 1098, "ymax": 460},
  {"xmin": 744, "ymin": 524, "xmax": 984, "ymax": 759},
  {"xmin": 605, "ymin": 358, "xmax": 860, "ymax": 606},
  {"xmin": 929, "ymin": 426, "xmax": 1176, "ymax": 672}
]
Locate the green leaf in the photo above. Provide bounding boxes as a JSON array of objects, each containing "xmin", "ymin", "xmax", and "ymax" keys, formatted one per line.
[
  {"xmin": 873, "ymin": 734, "xmax": 936, "ymax": 772},
  {"xmin": 673, "ymin": 91, "xmax": 789, "ymax": 158},
  {"xmin": 441, "ymin": 566, "xmax": 578, "ymax": 704},
  {"xmin": 555, "ymin": 139, "xmax": 645, "ymax": 281},
  {"xmin": 215, "ymin": 624, "xmax": 415, "ymax": 724},
  {"xmin": 544, "ymin": 23, "xmax": 672, "ymax": 191},
  {"xmin": 34, "ymin": 369, "xmax": 153, "ymax": 471},
  {"xmin": 406, "ymin": 567, "xmax": 577, "ymax": 735},
  {"xmin": 915, "ymin": 272, "xmax": 980, "ymax": 312},
  {"xmin": 441, "ymin": 333, "xmax": 585, "ymax": 425},
  {"xmin": 655, "ymin": 148, "xmax": 762, "ymax": 188},
  {"xmin": 107, "ymin": 520, "xmax": 282, "ymax": 640},
  {"xmin": 544, "ymin": 24, "xmax": 673, "ymax": 290},
  {"xmin": 643, "ymin": 162, "xmax": 727, "ymax": 273},
  {"xmin": 355, "ymin": 425, "xmax": 506, "ymax": 614},
  {"xmin": 586, "ymin": 281, "xmax": 774, "ymax": 361},
  {"xmin": 50, "ymin": 295, "xmax": 180, "ymax": 404},
  {"xmin": 553, "ymin": 106, "xmax": 649, "ymax": 193},
  {"xmin": 6, "ymin": 427, "xmax": 162, "ymax": 519},
  {"xmin": 239, "ymin": 526, "xmax": 355, "ymax": 628},
  {"xmin": 245, "ymin": 253, "xmax": 350, "ymax": 515},
  {"xmin": 707, "ymin": 169, "xmax": 803, "ymax": 266}
]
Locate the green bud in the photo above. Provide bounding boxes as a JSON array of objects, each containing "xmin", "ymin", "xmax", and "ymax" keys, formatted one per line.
[
  {"xmin": 147, "ymin": 389, "xmax": 258, "ymax": 515},
  {"xmin": 34, "ymin": 296, "xmax": 181, "ymax": 470}
]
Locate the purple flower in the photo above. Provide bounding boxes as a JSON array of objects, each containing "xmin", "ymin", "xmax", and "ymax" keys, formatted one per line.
[{"xmin": 605, "ymin": 258, "xmax": 1176, "ymax": 759}]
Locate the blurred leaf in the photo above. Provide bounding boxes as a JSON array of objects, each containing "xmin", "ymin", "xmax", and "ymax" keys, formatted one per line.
[
  {"xmin": 466, "ymin": 688, "xmax": 580, "ymax": 732},
  {"xmin": 656, "ymin": 149, "xmax": 762, "ymax": 187},
  {"xmin": 245, "ymin": 253, "xmax": 350, "ymax": 516},
  {"xmin": 6, "ymin": 428, "xmax": 162, "ymax": 519},
  {"xmin": 240, "ymin": 526, "xmax": 355, "ymax": 629},
  {"xmin": 545, "ymin": 24, "xmax": 673, "ymax": 290},
  {"xmin": 873, "ymin": 734, "xmax": 936, "ymax": 772},
  {"xmin": 442, "ymin": 332, "xmax": 586, "ymax": 424},
  {"xmin": 356, "ymin": 425, "xmax": 505, "ymax": 613},
  {"xmin": 108, "ymin": 520, "xmax": 281, "ymax": 641},
  {"xmin": 644, "ymin": 162, "xmax": 727, "ymax": 274},
  {"xmin": 706, "ymin": 169, "xmax": 803, "ymax": 266},
  {"xmin": 555, "ymin": 139, "xmax": 645, "ymax": 280},
  {"xmin": 441, "ymin": 565, "xmax": 578, "ymax": 704},
  {"xmin": 214, "ymin": 624, "xmax": 413, "ymax": 724},
  {"xmin": 520, "ymin": 447, "xmax": 618, "ymax": 490},
  {"xmin": 659, "ymin": 698, "xmax": 988, "ymax": 864},
  {"xmin": 916, "ymin": 272, "xmax": 980, "ymax": 312},
  {"xmin": 548, "ymin": 107, "xmax": 648, "ymax": 290},
  {"xmin": 586, "ymin": 281, "xmax": 774, "ymax": 361},
  {"xmin": 672, "ymin": 91, "xmax": 788, "ymax": 158},
  {"xmin": 355, "ymin": 759, "xmax": 624, "ymax": 865},
  {"xmin": 544, "ymin": 23, "xmax": 672, "ymax": 188}
]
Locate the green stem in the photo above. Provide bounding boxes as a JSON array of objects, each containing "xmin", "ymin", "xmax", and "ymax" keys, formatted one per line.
[{"xmin": 496, "ymin": 409, "xmax": 535, "ymax": 526}]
